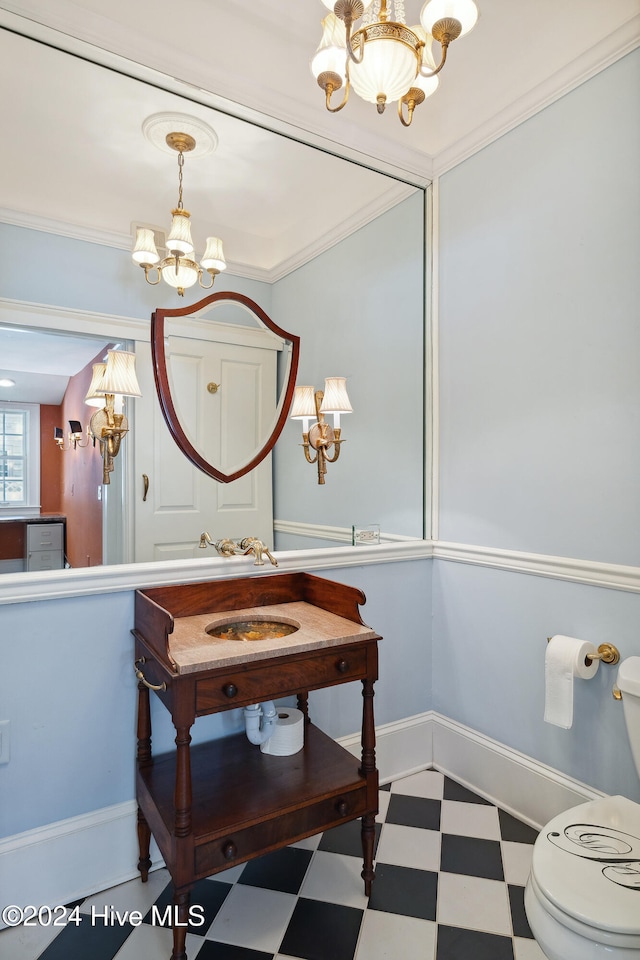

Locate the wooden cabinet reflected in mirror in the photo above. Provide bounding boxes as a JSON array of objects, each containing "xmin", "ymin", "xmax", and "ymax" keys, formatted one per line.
[{"xmin": 151, "ymin": 291, "xmax": 300, "ymax": 483}]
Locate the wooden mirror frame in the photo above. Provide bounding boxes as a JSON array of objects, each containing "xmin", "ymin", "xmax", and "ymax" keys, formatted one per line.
[{"xmin": 151, "ymin": 291, "xmax": 300, "ymax": 483}]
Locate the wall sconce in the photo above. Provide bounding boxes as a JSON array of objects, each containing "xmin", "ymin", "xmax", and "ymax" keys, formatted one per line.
[
  {"xmin": 85, "ymin": 351, "xmax": 142, "ymax": 484},
  {"xmin": 290, "ymin": 377, "xmax": 352, "ymax": 485},
  {"xmin": 54, "ymin": 421, "xmax": 90, "ymax": 451}
]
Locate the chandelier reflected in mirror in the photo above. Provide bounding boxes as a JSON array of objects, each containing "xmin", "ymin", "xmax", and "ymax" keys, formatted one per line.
[
  {"xmin": 132, "ymin": 128, "xmax": 226, "ymax": 297},
  {"xmin": 311, "ymin": 0, "xmax": 478, "ymax": 126}
]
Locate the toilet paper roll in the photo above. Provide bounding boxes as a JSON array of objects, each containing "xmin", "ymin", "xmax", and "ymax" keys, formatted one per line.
[
  {"xmin": 260, "ymin": 708, "xmax": 305, "ymax": 756},
  {"xmin": 544, "ymin": 635, "xmax": 600, "ymax": 729}
]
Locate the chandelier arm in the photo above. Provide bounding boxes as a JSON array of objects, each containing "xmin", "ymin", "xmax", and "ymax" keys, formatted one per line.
[
  {"xmin": 142, "ymin": 265, "xmax": 161, "ymax": 286},
  {"xmin": 398, "ymin": 98, "xmax": 416, "ymax": 127},
  {"xmin": 319, "ymin": 60, "xmax": 352, "ymax": 113},
  {"xmin": 197, "ymin": 270, "xmax": 215, "ymax": 290},
  {"xmin": 344, "ymin": 19, "xmax": 366, "ymax": 66},
  {"xmin": 418, "ymin": 41, "xmax": 450, "ymax": 79},
  {"xmin": 418, "ymin": 17, "xmax": 463, "ymax": 78}
]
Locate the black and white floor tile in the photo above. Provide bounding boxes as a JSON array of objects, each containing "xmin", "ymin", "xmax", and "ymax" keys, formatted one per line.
[{"xmin": 0, "ymin": 770, "xmax": 549, "ymax": 960}]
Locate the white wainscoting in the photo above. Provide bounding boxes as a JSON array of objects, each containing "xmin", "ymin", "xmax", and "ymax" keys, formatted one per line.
[{"xmin": 0, "ymin": 711, "xmax": 606, "ymax": 921}]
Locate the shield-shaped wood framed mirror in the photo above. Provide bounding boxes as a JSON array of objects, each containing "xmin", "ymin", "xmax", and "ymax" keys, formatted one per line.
[{"xmin": 151, "ymin": 291, "xmax": 300, "ymax": 483}]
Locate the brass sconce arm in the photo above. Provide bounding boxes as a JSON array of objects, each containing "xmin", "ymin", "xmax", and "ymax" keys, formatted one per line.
[{"xmin": 301, "ymin": 432, "xmax": 319, "ymax": 465}]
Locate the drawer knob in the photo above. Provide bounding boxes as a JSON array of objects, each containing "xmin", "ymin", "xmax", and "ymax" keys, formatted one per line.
[
  {"xmin": 336, "ymin": 659, "xmax": 349, "ymax": 673},
  {"xmin": 222, "ymin": 840, "xmax": 237, "ymax": 861},
  {"xmin": 223, "ymin": 683, "xmax": 238, "ymax": 699},
  {"xmin": 336, "ymin": 799, "xmax": 348, "ymax": 817}
]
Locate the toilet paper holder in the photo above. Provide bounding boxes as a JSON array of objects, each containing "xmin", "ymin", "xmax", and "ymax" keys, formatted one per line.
[{"xmin": 546, "ymin": 639, "xmax": 620, "ymax": 665}]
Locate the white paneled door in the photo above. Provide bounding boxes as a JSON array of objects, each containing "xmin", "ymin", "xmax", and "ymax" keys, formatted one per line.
[{"xmin": 133, "ymin": 328, "xmax": 278, "ymax": 563}]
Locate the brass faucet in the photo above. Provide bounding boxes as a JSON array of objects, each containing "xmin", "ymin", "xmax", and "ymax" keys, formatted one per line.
[{"xmin": 198, "ymin": 532, "xmax": 278, "ymax": 566}]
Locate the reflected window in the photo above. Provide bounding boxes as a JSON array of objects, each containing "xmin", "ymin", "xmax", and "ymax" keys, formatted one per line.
[{"xmin": 0, "ymin": 403, "xmax": 40, "ymax": 509}]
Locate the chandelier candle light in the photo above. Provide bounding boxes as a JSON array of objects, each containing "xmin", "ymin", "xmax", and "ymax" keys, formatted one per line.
[
  {"xmin": 132, "ymin": 132, "xmax": 226, "ymax": 296},
  {"xmin": 291, "ymin": 378, "xmax": 352, "ymax": 485},
  {"xmin": 85, "ymin": 351, "xmax": 142, "ymax": 484},
  {"xmin": 311, "ymin": 0, "xmax": 478, "ymax": 126}
]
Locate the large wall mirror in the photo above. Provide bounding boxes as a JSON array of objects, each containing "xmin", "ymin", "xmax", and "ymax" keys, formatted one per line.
[{"xmin": 0, "ymin": 25, "xmax": 427, "ymax": 576}]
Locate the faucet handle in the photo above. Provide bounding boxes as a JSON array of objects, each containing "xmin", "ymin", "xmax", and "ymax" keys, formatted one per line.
[
  {"xmin": 263, "ymin": 546, "xmax": 278, "ymax": 567},
  {"xmin": 240, "ymin": 537, "xmax": 278, "ymax": 567},
  {"xmin": 215, "ymin": 538, "xmax": 238, "ymax": 557}
]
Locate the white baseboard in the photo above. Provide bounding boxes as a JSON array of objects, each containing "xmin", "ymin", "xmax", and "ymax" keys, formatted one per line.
[
  {"xmin": 0, "ymin": 801, "xmax": 163, "ymax": 927},
  {"xmin": 340, "ymin": 711, "xmax": 605, "ymax": 829},
  {"xmin": 429, "ymin": 713, "xmax": 606, "ymax": 829},
  {"xmin": 1, "ymin": 713, "xmax": 605, "ymax": 917}
]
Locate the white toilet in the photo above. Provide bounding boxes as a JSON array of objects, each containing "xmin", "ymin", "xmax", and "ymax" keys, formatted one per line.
[{"xmin": 525, "ymin": 656, "xmax": 640, "ymax": 959}]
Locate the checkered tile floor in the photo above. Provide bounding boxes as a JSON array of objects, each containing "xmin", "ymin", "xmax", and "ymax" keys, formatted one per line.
[{"xmin": 1, "ymin": 770, "xmax": 550, "ymax": 960}]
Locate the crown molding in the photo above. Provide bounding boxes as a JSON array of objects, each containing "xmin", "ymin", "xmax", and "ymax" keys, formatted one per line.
[
  {"xmin": 433, "ymin": 15, "xmax": 640, "ymax": 177},
  {"xmin": 1, "ymin": 5, "xmax": 637, "ymax": 185},
  {"xmin": 0, "ymin": 207, "xmax": 127, "ymax": 250},
  {"xmin": 0, "ymin": 178, "xmax": 418, "ymax": 284}
]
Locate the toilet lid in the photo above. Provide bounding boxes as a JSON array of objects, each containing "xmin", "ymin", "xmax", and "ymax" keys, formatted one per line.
[{"xmin": 532, "ymin": 795, "xmax": 640, "ymax": 936}]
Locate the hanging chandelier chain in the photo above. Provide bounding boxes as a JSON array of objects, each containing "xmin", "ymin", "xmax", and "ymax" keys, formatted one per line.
[{"xmin": 176, "ymin": 150, "xmax": 185, "ymax": 211}]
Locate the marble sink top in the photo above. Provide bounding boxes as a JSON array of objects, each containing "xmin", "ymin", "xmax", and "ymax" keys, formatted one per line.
[{"xmin": 168, "ymin": 600, "xmax": 378, "ymax": 674}]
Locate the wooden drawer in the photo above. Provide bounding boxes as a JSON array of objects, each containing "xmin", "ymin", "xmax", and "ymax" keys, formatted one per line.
[
  {"xmin": 194, "ymin": 784, "xmax": 369, "ymax": 879},
  {"xmin": 196, "ymin": 644, "xmax": 369, "ymax": 713}
]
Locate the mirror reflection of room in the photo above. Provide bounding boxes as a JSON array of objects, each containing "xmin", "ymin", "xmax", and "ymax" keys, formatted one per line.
[
  {"xmin": 0, "ymin": 326, "xmax": 120, "ymax": 572},
  {"xmin": 0, "ymin": 27, "xmax": 426, "ymax": 575}
]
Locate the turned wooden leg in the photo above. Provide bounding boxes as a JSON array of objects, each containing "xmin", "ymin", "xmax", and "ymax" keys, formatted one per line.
[
  {"xmin": 136, "ymin": 677, "xmax": 153, "ymax": 881},
  {"xmin": 296, "ymin": 690, "xmax": 310, "ymax": 723},
  {"xmin": 170, "ymin": 887, "xmax": 190, "ymax": 960},
  {"xmin": 137, "ymin": 806, "xmax": 152, "ymax": 882},
  {"xmin": 360, "ymin": 676, "xmax": 377, "ymax": 895},
  {"xmin": 360, "ymin": 677, "xmax": 376, "ymax": 778},
  {"xmin": 361, "ymin": 811, "xmax": 376, "ymax": 896},
  {"xmin": 174, "ymin": 723, "xmax": 193, "ymax": 838}
]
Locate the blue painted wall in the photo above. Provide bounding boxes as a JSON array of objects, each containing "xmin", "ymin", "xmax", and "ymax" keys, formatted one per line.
[
  {"xmin": 434, "ymin": 50, "xmax": 640, "ymax": 800},
  {"xmin": 272, "ymin": 192, "xmax": 425, "ymax": 540},
  {"xmin": 0, "ymin": 559, "xmax": 431, "ymax": 837}
]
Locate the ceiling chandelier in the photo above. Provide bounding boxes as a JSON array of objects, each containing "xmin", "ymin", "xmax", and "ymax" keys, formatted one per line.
[
  {"xmin": 311, "ymin": 0, "xmax": 479, "ymax": 126},
  {"xmin": 132, "ymin": 131, "xmax": 226, "ymax": 297}
]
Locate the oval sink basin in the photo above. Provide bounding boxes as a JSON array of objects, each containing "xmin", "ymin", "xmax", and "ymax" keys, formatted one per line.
[{"xmin": 206, "ymin": 617, "xmax": 299, "ymax": 642}]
